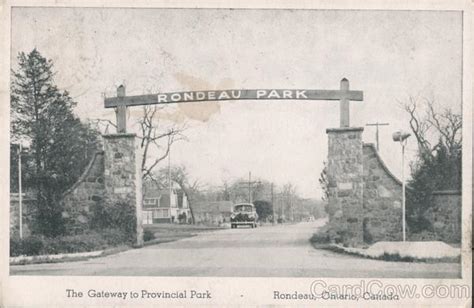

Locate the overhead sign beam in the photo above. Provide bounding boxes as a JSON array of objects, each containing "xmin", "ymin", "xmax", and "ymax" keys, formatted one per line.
[
  {"xmin": 104, "ymin": 88, "xmax": 363, "ymax": 108},
  {"xmin": 105, "ymin": 78, "xmax": 363, "ymax": 133}
]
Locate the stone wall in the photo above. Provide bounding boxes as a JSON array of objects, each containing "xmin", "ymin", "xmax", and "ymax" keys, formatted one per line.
[
  {"xmin": 10, "ymin": 193, "xmax": 35, "ymax": 237},
  {"xmin": 326, "ymin": 128, "xmax": 462, "ymax": 246},
  {"xmin": 61, "ymin": 152, "xmax": 105, "ymax": 234},
  {"xmin": 60, "ymin": 134, "xmax": 144, "ymax": 245},
  {"xmin": 326, "ymin": 127, "xmax": 364, "ymax": 245},
  {"xmin": 416, "ymin": 190, "xmax": 462, "ymax": 243},
  {"xmin": 362, "ymin": 143, "xmax": 402, "ymax": 243}
]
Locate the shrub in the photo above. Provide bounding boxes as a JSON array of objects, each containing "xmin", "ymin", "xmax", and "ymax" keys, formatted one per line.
[
  {"xmin": 89, "ymin": 202, "xmax": 109, "ymax": 230},
  {"xmin": 10, "ymin": 235, "xmax": 45, "ymax": 256},
  {"xmin": 408, "ymin": 230, "xmax": 438, "ymax": 242},
  {"xmin": 90, "ymin": 201, "xmax": 137, "ymax": 243},
  {"xmin": 108, "ymin": 202, "xmax": 137, "ymax": 242},
  {"xmin": 9, "ymin": 228, "xmax": 132, "ymax": 257},
  {"xmin": 10, "ymin": 237, "xmax": 23, "ymax": 256},
  {"xmin": 43, "ymin": 233, "xmax": 108, "ymax": 254},
  {"xmin": 143, "ymin": 229, "xmax": 156, "ymax": 242},
  {"xmin": 10, "ymin": 236, "xmax": 40, "ymax": 256},
  {"xmin": 310, "ymin": 225, "xmax": 331, "ymax": 244},
  {"xmin": 100, "ymin": 228, "xmax": 132, "ymax": 246},
  {"xmin": 382, "ymin": 252, "xmax": 415, "ymax": 262}
]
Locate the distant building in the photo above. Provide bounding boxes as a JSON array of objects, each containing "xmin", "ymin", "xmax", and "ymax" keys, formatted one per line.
[
  {"xmin": 142, "ymin": 181, "xmax": 190, "ymax": 224},
  {"xmin": 193, "ymin": 201, "xmax": 233, "ymax": 226}
]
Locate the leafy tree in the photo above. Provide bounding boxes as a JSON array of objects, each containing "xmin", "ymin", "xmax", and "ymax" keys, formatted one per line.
[
  {"xmin": 403, "ymin": 97, "xmax": 461, "ymax": 232},
  {"xmin": 318, "ymin": 161, "xmax": 330, "ymax": 215},
  {"xmin": 254, "ymin": 200, "xmax": 273, "ymax": 221},
  {"xmin": 318, "ymin": 161, "xmax": 329, "ymax": 202},
  {"xmin": 11, "ymin": 49, "xmax": 99, "ymax": 236}
]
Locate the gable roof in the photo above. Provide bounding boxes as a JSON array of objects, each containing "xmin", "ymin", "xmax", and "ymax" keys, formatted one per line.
[{"xmin": 193, "ymin": 201, "xmax": 233, "ymax": 213}]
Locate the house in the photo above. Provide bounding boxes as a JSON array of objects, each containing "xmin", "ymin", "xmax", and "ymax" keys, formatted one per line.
[
  {"xmin": 193, "ymin": 201, "xmax": 233, "ymax": 226},
  {"xmin": 142, "ymin": 181, "xmax": 191, "ymax": 224}
]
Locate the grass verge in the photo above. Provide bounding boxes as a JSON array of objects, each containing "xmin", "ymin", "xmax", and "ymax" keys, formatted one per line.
[{"xmin": 310, "ymin": 241, "xmax": 460, "ymax": 263}]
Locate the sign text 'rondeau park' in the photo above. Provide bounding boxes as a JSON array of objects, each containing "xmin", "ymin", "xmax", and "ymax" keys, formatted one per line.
[{"xmin": 104, "ymin": 89, "xmax": 363, "ymax": 108}]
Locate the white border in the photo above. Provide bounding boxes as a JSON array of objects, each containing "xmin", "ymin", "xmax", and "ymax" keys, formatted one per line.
[{"xmin": 0, "ymin": 1, "xmax": 471, "ymax": 306}]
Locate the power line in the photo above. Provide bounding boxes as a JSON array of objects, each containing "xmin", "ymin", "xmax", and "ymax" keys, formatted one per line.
[
  {"xmin": 366, "ymin": 122, "xmax": 390, "ymax": 151},
  {"xmin": 237, "ymin": 171, "xmax": 261, "ymax": 203}
]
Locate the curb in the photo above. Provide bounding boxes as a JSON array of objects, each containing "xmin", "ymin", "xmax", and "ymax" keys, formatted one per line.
[
  {"xmin": 10, "ymin": 245, "xmax": 133, "ymax": 266},
  {"xmin": 10, "ymin": 250, "xmax": 104, "ymax": 265},
  {"xmin": 311, "ymin": 242, "xmax": 460, "ymax": 263}
]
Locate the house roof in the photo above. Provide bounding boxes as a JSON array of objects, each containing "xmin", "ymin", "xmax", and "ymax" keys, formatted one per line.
[
  {"xmin": 143, "ymin": 179, "xmax": 183, "ymax": 198},
  {"xmin": 143, "ymin": 186, "xmax": 184, "ymax": 199},
  {"xmin": 193, "ymin": 201, "xmax": 233, "ymax": 214},
  {"xmin": 143, "ymin": 189, "xmax": 169, "ymax": 199}
]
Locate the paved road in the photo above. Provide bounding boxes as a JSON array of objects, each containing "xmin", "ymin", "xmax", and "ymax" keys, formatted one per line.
[{"xmin": 10, "ymin": 220, "xmax": 460, "ymax": 278}]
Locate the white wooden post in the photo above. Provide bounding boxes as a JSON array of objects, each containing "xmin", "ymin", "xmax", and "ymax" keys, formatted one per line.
[
  {"xmin": 340, "ymin": 78, "xmax": 350, "ymax": 127},
  {"xmin": 116, "ymin": 85, "xmax": 127, "ymax": 133}
]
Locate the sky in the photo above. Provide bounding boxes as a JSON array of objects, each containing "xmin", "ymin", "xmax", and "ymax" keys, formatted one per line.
[{"xmin": 11, "ymin": 8, "xmax": 463, "ymax": 198}]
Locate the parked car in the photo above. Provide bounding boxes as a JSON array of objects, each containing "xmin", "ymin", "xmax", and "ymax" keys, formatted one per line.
[{"xmin": 230, "ymin": 203, "xmax": 258, "ymax": 228}]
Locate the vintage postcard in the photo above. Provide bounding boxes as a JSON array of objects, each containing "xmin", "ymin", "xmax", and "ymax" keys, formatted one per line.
[{"xmin": 0, "ymin": 0, "xmax": 472, "ymax": 306}]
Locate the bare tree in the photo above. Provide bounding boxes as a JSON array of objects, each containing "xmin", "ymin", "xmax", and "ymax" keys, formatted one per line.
[
  {"xmin": 281, "ymin": 183, "xmax": 297, "ymax": 221},
  {"xmin": 91, "ymin": 105, "xmax": 187, "ymax": 181},
  {"xmin": 89, "ymin": 118, "xmax": 117, "ymax": 135},
  {"xmin": 138, "ymin": 105, "xmax": 187, "ymax": 181},
  {"xmin": 425, "ymin": 101, "xmax": 462, "ymax": 156},
  {"xmin": 401, "ymin": 96, "xmax": 462, "ymax": 229},
  {"xmin": 402, "ymin": 96, "xmax": 462, "ymax": 162}
]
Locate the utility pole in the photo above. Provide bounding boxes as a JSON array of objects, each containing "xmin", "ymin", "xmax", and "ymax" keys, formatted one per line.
[
  {"xmin": 18, "ymin": 144, "xmax": 23, "ymax": 239},
  {"xmin": 248, "ymin": 172, "xmax": 251, "ymax": 203},
  {"xmin": 289, "ymin": 193, "xmax": 293, "ymax": 221},
  {"xmin": 238, "ymin": 172, "xmax": 260, "ymax": 204},
  {"xmin": 271, "ymin": 183, "xmax": 275, "ymax": 225},
  {"xmin": 366, "ymin": 122, "xmax": 390, "ymax": 151},
  {"xmin": 279, "ymin": 193, "xmax": 283, "ymax": 220},
  {"xmin": 402, "ymin": 140, "xmax": 406, "ymax": 241},
  {"xmin": 168, "ymin": 147, "xmax": 173, "ymax": 218}
]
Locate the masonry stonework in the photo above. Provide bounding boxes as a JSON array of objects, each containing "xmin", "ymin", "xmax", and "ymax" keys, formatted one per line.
[
  {"xmin": 326, "ymin": 128, "xmax": 461, "ymax": 246},
  {"xmin": 61, "ymin": 152, "xmax": 105, "ymax": 234},
  {"xmin": 326, "ymin": 127, "xmax": 364, "ymax": 245},
  {"xmin": 362, "ymin": 144, "xmax": 402, "ymax": 243},
  {"xmin": 103, "ymin": 133, "xmax": 144, "ymax": 246},
  {"xmin": 419, "ymin": 191, "xmax": 461, "ymax": 243},
  {"xmin": 60, "ymin": 134, "xmax": 144, "ymax": 245}
]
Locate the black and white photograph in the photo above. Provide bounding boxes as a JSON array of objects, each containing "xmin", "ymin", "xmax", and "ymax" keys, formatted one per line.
[{"xmin": 1, "ymin": 1, "xmax": 472, "ymax": 306}]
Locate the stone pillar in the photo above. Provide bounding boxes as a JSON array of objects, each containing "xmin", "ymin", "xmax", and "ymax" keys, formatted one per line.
[
  {"xmin": 103, "ymin": 133, "xmax": 143, "ymax": 246},
  {"xmin": 326, "ymin": 127, "xmax": 364, "ymax": 246}
]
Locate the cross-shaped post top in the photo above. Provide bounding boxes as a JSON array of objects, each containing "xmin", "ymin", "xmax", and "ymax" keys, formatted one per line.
[
  {"xmin": 106, "ymin": 78, "xmax": 363, "ymax": 133},
  {"xmin": 117, "ymin": 85, "xmax": 126, "ymax": 97},
  {"xmin": 339, "ymin": 78, "xmax": 351, "ymax": 127},
  {"xmin": 115, "ymin": 85, "xmax": 127, "ymax": 133}
]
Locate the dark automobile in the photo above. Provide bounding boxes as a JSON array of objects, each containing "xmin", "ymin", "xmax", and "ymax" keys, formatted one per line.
[{"xmin": 230, "ymin": 203, "xmax": 258, "ymax": 228}]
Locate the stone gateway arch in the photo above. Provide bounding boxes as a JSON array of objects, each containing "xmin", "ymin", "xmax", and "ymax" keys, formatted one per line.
[
  {"xmin": 60, "ymin": 77, "xmax": 461, "ymax": 246},
  {"xmin": 61, "ymin": 78, "xmax": 418, "ymax": 246},
  {"xmin": 101, "ymin": 78, "xmax": 371, "ymax": 245}
]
